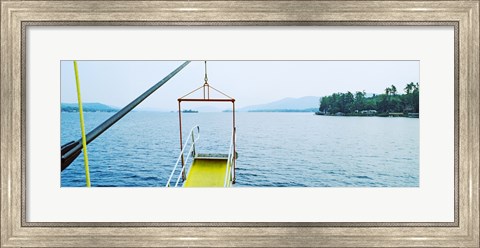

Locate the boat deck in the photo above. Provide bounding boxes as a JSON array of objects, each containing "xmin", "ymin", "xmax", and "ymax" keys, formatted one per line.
[{"xmin": 183, "ymin": 156, "xmax": 229, "ymax": 187}]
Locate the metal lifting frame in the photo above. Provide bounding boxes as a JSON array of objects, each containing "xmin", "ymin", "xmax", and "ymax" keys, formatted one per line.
[{"xmin": 177, "ymin": 82, "xmax": 237, "ymax": 182}]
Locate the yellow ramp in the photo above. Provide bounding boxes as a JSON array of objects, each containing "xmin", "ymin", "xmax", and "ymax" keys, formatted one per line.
[{"xmin": 184, "ymin": 158, "xmax": 228, "ymax": 187}]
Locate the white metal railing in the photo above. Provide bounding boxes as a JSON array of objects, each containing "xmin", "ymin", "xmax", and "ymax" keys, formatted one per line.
[
  {"xmin": 224, "ymin": 127, "xmax": 236, "ymax": 187},
  {"xmin": 165, "ymin": 125, "xmax": 200, "ymax": 187}
]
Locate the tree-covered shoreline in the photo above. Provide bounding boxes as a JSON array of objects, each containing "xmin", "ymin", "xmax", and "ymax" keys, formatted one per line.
[
  {"xmin": 61, "ymin": 103, "xmax": 118, "ymax": 113},
  {"xmin": 318, "ymin": 82, "xmax": 419, "ymax": 117}
]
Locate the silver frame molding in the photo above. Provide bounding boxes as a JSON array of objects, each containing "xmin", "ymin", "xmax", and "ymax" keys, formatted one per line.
[{"xmin": 1, "ymin": 1, "xmax": 478, "ymax": 247}]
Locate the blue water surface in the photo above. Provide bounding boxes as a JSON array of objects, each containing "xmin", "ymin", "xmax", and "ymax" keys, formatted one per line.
[{"xmin": 61, "ymin": 112, "xmax": 419, "ymax": 187}]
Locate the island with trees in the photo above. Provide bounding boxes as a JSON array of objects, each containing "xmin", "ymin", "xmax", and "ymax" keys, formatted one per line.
[
  {"xmin": 318, "ymin": 82, "xmax": 419, "ymax": 117},
  {"xmin": 61, "ymin": 102, "xmax": 118, "ymax": 112}
]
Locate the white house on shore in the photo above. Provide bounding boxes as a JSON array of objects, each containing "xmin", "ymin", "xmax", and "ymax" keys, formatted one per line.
[{"xmin": 360, "ymin": 110, "xmax": 377, "ymax": 115}]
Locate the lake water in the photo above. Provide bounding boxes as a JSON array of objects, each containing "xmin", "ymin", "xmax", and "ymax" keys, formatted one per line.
[{"xmin": 61, "ymin": 112, "xmax": 419, "ymax": 187}]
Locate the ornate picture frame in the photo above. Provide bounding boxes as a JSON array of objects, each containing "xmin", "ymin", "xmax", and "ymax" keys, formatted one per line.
[{"xmin": 1, "ymin": 1, "xmax": 478, "ymax": 247}]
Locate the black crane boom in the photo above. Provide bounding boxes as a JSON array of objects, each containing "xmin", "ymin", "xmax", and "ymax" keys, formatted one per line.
[{"xmin": 61, "ymin": 61, "xmax": 191, "ymax": 171}]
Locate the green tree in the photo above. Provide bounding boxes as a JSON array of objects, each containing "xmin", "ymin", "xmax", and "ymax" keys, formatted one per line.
[
  {"xmin": 365, "ymin": 97, "xmax": 377, "ymax": 110},
  {"xmin": 319, "ymin": 95, "xmax": 332, "ymax": 112},
  {"xmin": 390, "ymin": 85, "xmax": 397, "ymax": 96},
  {"xmin": 402, "ymin": 82, "xmax": 419, "ymax": 113},
  {"xmin": 377, "ymin": 94, "xmax": 389, "ymax": 113},
  {"xmin": 404, "ymin": 82, "xmax": 415, "ymax": 94},
  {"xmin": 354, "ymin": 91, "xmax": 366, "ymax": 111},
  {"xmin": 344, "ymin": 91, "xmax": 355, "ymax": 113},
  {"xmin": 412, "ymin": 83, "xmax": 419, "ymax": 112},
  {"xmin": 330, "ymin": 93, "xmax": 340, "ymax": 113}
]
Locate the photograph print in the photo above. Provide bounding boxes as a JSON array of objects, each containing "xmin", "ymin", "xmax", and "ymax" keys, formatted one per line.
[{"xmin": 60, "ymin": 60, "xmax": 419, "ymax": 188}]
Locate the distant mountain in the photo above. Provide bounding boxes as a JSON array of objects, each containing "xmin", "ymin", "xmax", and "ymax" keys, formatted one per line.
[
  {"xmin": 61, "ymin": 102, "xmax": 118, "ymax": 112},
  {"xmin": 239, "ymin": 96, "xmax": 320, "ymax": 112}
]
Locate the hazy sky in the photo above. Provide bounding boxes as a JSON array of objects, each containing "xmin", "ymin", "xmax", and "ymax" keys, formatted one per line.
[{"xmin": 61, "ymin": 60, "xmax": 419, "ymax": 111}]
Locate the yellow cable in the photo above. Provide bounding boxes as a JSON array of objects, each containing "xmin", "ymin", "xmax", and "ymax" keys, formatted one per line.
[{"xmin": 73, "ymin": 61, "xmax": 91, "ymax": 187}]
